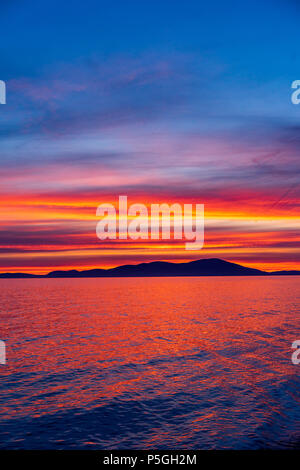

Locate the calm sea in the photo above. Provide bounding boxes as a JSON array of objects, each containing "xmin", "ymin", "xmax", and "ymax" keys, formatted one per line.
[{"xmin": 0, "ymin": 276, "xmax": 299, "ymax": 449}]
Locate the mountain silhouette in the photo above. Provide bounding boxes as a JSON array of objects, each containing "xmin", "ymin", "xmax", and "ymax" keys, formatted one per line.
[
  {"xmin": 270, "ymin": 270, "xmax": 300, "ymax": 275},
  {"xmin": 0, "ymin": 258, "xmax": 299, "ymax": 278},
  {"xmin": 1, "ymin": 257, "xmax": 298, "ymax": 278}
]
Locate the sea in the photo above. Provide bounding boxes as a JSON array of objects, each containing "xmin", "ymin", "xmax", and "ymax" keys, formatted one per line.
[{"xmin": 0, "ymin": 276, "xmax": 299, "ymax": 449}]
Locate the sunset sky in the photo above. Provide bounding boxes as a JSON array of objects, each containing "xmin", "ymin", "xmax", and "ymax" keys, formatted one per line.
[{"xmin": 1, "ymin": 0, "xmax": 300, "ymax": 273}]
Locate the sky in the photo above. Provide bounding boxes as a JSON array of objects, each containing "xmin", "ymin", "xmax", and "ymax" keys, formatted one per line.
[{"xmin": 0, "ymin": 0, "xmax": 300, "ymax": 273}]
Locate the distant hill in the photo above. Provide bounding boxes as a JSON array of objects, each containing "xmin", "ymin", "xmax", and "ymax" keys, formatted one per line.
[
  {"xmin": 0, "ymin": 258, "xmax": 269, "ymax": 278},
  {"xmin": 0, "ymin": 258, "xmax": 299, "ymax": 279},
  {"xmin": 0, "ymin": 272, "xmax": 38, "ymax": 278},
  {"xmin": 270, "ymin": 270, "xmax": 300, "ymax": 275}
]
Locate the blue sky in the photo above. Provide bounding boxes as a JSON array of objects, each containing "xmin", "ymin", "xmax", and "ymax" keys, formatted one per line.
[
  {"xmin": 2, "ymin": 0, "xmax": 299, "ymax": 140},
  {"xmin": 2, "ymin": 0, "xmax": 299, "ymax": 80}
]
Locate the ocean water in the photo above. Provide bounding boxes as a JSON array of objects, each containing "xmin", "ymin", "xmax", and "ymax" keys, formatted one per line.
[{"xmin": 0, "ymin": 276, "xmax": 299, "ymax": 449}]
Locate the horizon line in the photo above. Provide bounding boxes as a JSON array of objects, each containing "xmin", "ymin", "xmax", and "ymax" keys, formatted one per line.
[{"xmin": 0, "ymin": 257, "xmax": 299, "ymax": 278}]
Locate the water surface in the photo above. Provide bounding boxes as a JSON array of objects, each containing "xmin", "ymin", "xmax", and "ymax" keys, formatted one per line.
[{"xmin": 0, "ymin": 276, "xmax": 299, "ymax": 449}]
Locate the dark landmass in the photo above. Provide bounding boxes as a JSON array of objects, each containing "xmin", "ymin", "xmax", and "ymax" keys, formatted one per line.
[
  {"xmin": 270, "ymin": 270, "xmax": 300, "ymax": 275},
  {"xmin": 0, "ymin": 258, "xmax": 299, "ymax": 278},
  {"xmin": 0, "ymin": 272, "xmax": 38, "ymax": 278}
]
